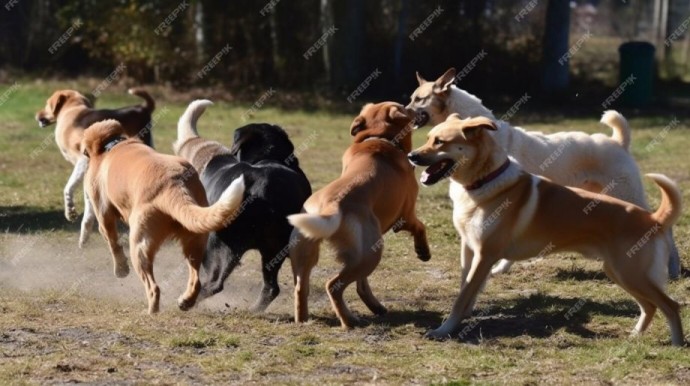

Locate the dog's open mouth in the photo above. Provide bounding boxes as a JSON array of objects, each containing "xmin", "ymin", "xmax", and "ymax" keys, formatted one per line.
[
  {"xmin": 420, "ymin": 159, "xmax": 455, "ymax": 186},
  {"xmin": 413, "ymin": 111, "xmax": 430, "ymax": 129}
]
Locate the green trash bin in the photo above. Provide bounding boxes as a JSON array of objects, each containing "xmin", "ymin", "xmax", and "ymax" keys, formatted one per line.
[{"xmin": 618, "ymin": 42, "xmax": 655, "ymax": 107}]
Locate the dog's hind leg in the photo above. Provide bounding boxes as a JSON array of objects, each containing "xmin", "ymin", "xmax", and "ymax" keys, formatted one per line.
[
  {"xmin": 607, "ymin": 255, "xmax": 684, "ymax": 346},
  {"xmin": 357, "ymin": 277, "xmax": 387, "ymax": 316},
  {"xmin": 64, "ymin": 156, "xmax": 88, "ymax": 222},
  {"xmin": 98, "ymin": 211, "xmax": 129, "ymax": 278},
  {"xmin": 289, "ymin": 231, "xmax": 320, "ymax": 323},
  {"xmin": 128, "ymin": 218, "xmax": 164, "ymax": 314},
  {"xmin": 602, "ymin": 263, "xmax": 657, "ymax": 337},
  {"xmin": 79, "ymin": 190, "xmax": 97, "ymax": 248},
  {"xmin": 178, "ymin": 234, "xmax": 206, "ymax": 311}
]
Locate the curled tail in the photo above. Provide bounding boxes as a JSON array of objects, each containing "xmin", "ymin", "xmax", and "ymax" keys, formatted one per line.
[
  {"xmin": 166, "ymin": 175, "xmax": 245, "ymax": 234},
  {"xmin": 647, "ymin": 173, "xmax": 682, "ymax": 230},
  {"xmin": 128, "ymin": 88, "xmax": 155, "ymax": 113},
  {"xmin": 288, "ymin": 211, "xmax": 342, "ymax": 240},
  {"xmin": 601, "ymin": 110, "xmax": 630, "ymax": 151},
  {"xmin": 177, "ymin": 99, "xmax": 213, "ymax": 144}
]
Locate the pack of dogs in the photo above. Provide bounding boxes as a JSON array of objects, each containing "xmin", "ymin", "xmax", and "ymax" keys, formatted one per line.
[{"xmin": 34, "ymin": 68, "xmax": 686, "ymax": 346}]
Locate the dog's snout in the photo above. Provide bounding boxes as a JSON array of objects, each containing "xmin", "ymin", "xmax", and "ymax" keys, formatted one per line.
[{"xmin": 408, "ymin": 152, "xmax": 420, "ymax": 163}]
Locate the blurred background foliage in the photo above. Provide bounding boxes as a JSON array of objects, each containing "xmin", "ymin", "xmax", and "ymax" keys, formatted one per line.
[{"xmin": 1, "ymin": 0, "xmax": 688, "ymax": 106}]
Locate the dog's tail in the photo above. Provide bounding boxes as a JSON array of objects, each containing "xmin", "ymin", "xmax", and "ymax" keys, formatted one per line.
[
  {"xmin": 648, "ymin": 173, "xmax": 682, "ymax": 230},
  {"xmin": 601, "ymin": 110, "xmax": 631, "ymax": 151},
  {"xmin": 165, "ymin": 175, "xmax": 246, "ymax": 234},
  {"xmin": 128, "ymin": 88, "xmax": 155, "ymax": 113},
  {"xmin": 177, "ymin": 99, "xmax": 213, "ymax": 143},
  {"xmin": 288, "ymin": 209, "xmax": 342, "ymax": 240}
]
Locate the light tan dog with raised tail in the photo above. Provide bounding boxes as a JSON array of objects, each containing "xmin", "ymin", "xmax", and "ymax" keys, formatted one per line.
[{"xmin": 408, "ymin": 114, "xmax": 684, "ymax": 346}]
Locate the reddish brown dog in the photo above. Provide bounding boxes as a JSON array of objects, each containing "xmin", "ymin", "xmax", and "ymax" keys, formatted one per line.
[
  {"xmin": 81, "ymin": 120, "xmax": 245, "ymax": 314},
  {"xmin": 288, "ymin": 102, "xmax": 430, "ymax": 329},
  {"xmin": 35, "ymin": 88, "xmax": 155, "ymax": 247}
]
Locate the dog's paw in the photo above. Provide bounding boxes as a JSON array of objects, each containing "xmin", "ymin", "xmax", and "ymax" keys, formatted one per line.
[
  {"xmin": 78, "ymin": 232, "xmax": 90, "ymax": 249},
  {"xmin": 114, "ymin": 263, "xmax": 130, "ymax": 278},
  {"xmin": 177, "ymin": 297, "xmax": 197, "ymax": 311},
  {"xmin": 424, "ymin": 328, "xmax": 452, "ymax": 341},
  {"xmin": 65, "ymin": 206, "xmax": 78, "ymax": 222},
  {"xmin": 415, "ymin": 245, "xmax": 431, "ymax": 262},
  {"xmin": 371, "ymin": 304, "xmax": 388, "ymax": 316}
]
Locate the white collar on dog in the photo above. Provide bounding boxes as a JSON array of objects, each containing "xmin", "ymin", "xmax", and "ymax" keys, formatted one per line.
[{"xmin": 362, "ymin": 136, "xmax": 404, "ymax": 152}]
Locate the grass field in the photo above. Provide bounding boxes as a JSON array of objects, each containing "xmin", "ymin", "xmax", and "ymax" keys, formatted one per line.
[{"xmin": 1, "ymin": 79, "xmax": 690, "ymax": 385}]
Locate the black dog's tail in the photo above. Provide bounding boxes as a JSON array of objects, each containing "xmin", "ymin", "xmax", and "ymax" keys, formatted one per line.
[{"xmin": 128, "ymin": 88, "xmax": 155, "ymax": 114}]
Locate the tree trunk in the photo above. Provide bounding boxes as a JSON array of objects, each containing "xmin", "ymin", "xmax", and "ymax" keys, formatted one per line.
[{"xmin": 540, "ymin": 0, "xmax": 570, "ymax": 94}]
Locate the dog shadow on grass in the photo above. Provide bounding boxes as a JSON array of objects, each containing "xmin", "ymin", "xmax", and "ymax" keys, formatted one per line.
[
  {"xmin": 447, "ymin": 293, "xmax": 640, "ymax": 343},
  {"xmin": 0, "ymin": 206, "xmax": 77, "ymax": 233}
]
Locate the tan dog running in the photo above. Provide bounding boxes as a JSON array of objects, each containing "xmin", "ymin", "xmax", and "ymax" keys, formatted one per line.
[
  {"xmin": 288, "ymin": 102, "xmax": 430, "ymax": 329},
  {"xmin": 408, "ymin": 114, "xmax": 684, "ymax": 346},
  {"xmin": 36, "ymin": 88, "xmax": 155, "ymax": 247},
  {"xmin": 407, "ymin": 68, "xmax": 682, "ymax": 278},
  {"xmin": 82, "ymin": 120, "xmax": 244, "ymax": 314}
]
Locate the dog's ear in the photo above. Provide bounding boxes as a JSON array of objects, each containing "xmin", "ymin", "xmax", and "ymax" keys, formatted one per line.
[
  {"xmin": 415, "ymin": 71, "xmax": 426, "ymax": 86},
  {"xmin": 350, "ymin": 116, "xmax": 365, "ymax": 136},
  {"xmin": 229, "ymin": 128, "xmax": 254, "ymax": 156},
  {"xmin": 388, "ymin": 105, "xmax": 411, "ymax": 123},
  {"xmin": 51, "ymin": 93, "xmax": 67, "ymax": 117},
  {"xmin": 434, "ymin": 68, "xmax": 456, "ymax": 93},
  {"xmin": 447, "ymin": 113, "xmax": 463, "ymax": 121},
  {"xmin": 461, "ymin": 117, "xmax": 496, "ymax": 140}
]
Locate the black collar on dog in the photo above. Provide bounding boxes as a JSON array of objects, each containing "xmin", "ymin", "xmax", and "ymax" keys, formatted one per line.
[
  {"xmin": 363, "ymin": 136, "xmax": 405, "ymax": 153},
  {"xmin": 103, "ymin": 136, "xmax": 126, "ymax": 152},
  {"xmin": 464, "ymin": 159, "xmax": 511, "ymax": 191}
]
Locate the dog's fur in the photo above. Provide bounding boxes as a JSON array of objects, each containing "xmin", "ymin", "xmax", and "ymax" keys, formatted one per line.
[
  {"xmin": 36, "ymin": 88, "xmax": 156, "ymax": 247},
  {"xmin": 82, "ymin": 119, "xmax": 245, "ymax": 314},
  {"xmin": 288, "ymin": 102, "xmax": 430, "ymax": 329},
  {"xmin": 407, "ymin": 68, "xmax": 681, "ymax": 278},
  {"xmin": 173, "ymin": 100, "xmax": 312, "ymax": 312},
  {"xmin": 408, "ymin": 114, "xmax": 684, "ymax": 345}
]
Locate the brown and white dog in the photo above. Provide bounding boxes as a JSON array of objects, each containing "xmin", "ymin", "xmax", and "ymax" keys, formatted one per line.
[
  {"xmin": 81, "ymin": 119, "xmax": 244, "ymax": 314},
  {"xmin": 288, "ymin": 102, "xmax": 430, "ymax": 329},
  {"xmin": 407, "ymin": 68, "xmax": 681, "ymax": 278},
  {"xmin": 36, "ymin": 88, "xmax": 155, "ymax": 246},
  {"xmin": 408, "ymin": 114, "xmax": 684, "ymax": 346}
]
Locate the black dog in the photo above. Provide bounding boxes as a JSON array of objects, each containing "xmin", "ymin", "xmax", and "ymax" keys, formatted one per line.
[{"xmin": 174, "ymin": 100, "xmax": 311, "ymax": 311}]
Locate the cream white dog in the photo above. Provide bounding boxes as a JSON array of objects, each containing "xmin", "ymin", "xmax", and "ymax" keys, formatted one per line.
[
  {"xmin": 407, "ymin": 68, "xmax": 680, "ymax": 278},
  {"xmin": 408, "ymin": 114, "xmax": 684, "ymax": 346}
]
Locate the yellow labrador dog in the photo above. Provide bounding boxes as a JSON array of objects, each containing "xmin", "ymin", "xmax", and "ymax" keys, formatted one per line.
[
  {"xmin": 407, "ymin": 68, "xmax": 682, "ymax": 279},
  {"xmin": 82, "ymin": 119, "xmax": 245, "ymax": 314},
  {"xmin": 408, "ymin": 114, "xmax": 684, "ymax": 346},
  {"xmin": 35, "ymin": 88, "xmax": 155, "ymax": 248}
]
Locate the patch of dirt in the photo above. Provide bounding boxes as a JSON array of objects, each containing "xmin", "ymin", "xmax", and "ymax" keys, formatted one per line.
[{"xmin": 0, "ymin": 234, "xmax": 296, "ymax": 315}]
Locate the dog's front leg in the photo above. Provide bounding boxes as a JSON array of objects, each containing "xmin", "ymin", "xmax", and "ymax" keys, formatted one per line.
[
  {"xmin": 64, "ymin": 156, "xmax": 88, "ymax": 222},
  {"xmin": 398, "ymin": 216, "xmax": 431, "ymax": 261},
  {"xmin": 426, "ymin": 251, "xmax": 496, "ymax": 340}
]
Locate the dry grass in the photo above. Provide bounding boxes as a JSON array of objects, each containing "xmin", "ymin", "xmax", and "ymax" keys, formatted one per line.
[{"xmin": 1, "ymin": 79, "xmax": 690, "ymax": 384}]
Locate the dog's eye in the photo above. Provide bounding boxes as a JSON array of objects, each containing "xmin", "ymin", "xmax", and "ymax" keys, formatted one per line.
[{"xmin": 433, "ymin": 138, "xmax": 444, "ymax": 146}]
